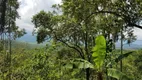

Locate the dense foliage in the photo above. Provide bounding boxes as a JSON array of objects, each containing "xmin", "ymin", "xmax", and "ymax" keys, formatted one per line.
[
  {"xmin": 0, "ymin": 41, "xmax": 142, "ymax": 80},
  {"xmin": 1, "ymin": 0, "xmax": 142, "ymax": 80}
]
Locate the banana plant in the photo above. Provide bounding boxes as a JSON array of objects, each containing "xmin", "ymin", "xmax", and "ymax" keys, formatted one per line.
[
  {"xmin": 65, "ymin": 35, "xmax": 133, "ymax": 80},
  {"xmin": 92, "ymin": 35, "xmax": 106, "ymax": 71},
  {"xmin": 92, "ymin": 35, "xmax": 133, "ymax": 80},
  {"xmin": 92, "ymin": 35, "xmax": 106, "ymax": 80}
]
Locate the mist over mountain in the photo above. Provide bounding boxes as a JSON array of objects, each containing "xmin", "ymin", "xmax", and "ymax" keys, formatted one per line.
[
  {"xmin": 17, "ymin": 31, "xmax": 37, "ymax": 43},
  {"xmin": 17, "ymin": 31, "xmax": 142, "ymax": 49}
]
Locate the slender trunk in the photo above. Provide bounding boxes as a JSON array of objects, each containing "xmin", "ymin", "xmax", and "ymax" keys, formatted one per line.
[
  {"xmin": 120, "ymin": 28, "xmax": 123, "ymax": 72},
  {"xmin": 8, "ymin": 4, "xmax": 12, "ymax": 79},
  {"xmin": 84, "ymin": 23, "xmax": 90, "ymax": 80},
  {"xmin": 9, "ymin": 36, "xmax": 12, "ymax": 80},
  {"xmin": 85, "ymin": 33, "xmax": 90, "ymax": 80}
]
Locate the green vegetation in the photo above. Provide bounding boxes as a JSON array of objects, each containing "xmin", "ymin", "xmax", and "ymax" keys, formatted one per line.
[
  {"xmin": 1, "ymin": 0, "xmax": 142, "ymax": 80},
  {"xmin": 0, "ymin": 41, "xmax": 142, "ymax": 80}
]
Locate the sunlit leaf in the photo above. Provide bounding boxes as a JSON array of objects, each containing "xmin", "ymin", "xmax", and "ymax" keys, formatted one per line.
[{"xmin": 92, "ymin": 35, "xmax": 106, "ymax": 70}]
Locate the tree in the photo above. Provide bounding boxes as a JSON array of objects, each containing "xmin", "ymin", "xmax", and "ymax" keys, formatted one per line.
[
  {"xmin": 32, "ymin": 0, "xmax": 139, "ymax": 80},
  {"xmin": 32, "ymin": 9, "xmax": 97, "ymax": 80},
  {"xmin": 0, "ymin": 0, "xmax": 8, "ymax": 34},
  {"xmin": 0, "ymin": 0, "xmax": 26, "ymax": 79},
  {"xmin": 0, "ymin": 0, "xmax": 26, "ymax": 39}
]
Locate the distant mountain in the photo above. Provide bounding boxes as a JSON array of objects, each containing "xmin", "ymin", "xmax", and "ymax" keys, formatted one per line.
[
  {"xmin": 16, "ymin": 31, "xmax": 46, "ymax": 46},
  {"xmin": 17, "ymin": 32, "xmax": 37, "ymax": 43},
  {"xmin": 12, "ymin": 40, "xmax": 45, "ymax": 49},
  {"xmin": 116, "ymin": 40, "xmax": 142, "ymax": 49},
  {"xmin": 17, "ymin": 32, "xmax": 142, "ymax": 49}
]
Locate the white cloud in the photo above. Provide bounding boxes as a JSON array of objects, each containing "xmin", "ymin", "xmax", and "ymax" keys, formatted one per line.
[
  {"xmin": 134, "ymin": 27, "xmax": 142, "ymax": 40},
  {"xmin": 16, "ymin": 0, "xmax": 61, "ymax": 32}
]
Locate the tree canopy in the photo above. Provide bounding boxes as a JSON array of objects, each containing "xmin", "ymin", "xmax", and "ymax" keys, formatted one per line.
[{"xmin": 31, "ymin": 0, "xmax": 142, "ymax": 80}]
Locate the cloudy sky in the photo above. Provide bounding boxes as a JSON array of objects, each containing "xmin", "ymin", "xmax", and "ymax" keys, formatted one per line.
[
  {"xmin": 16, "ymin": 0, "xmax": 61, "ymax": 32},
  {"xmin": 16, "ymin": 0, "xmax": 142, "ymax": 41}
]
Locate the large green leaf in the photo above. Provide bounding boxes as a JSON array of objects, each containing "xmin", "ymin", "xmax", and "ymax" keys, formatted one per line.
[
  {"xmin": 115, "ymin": 51, "xmax": 134, "ymax": 63},
  {"xmin": 108, "ymin": 68, "xmax": 132, "ymax": 80},
  {"xmin": 64, "ymin": 58, "xmax": 94, "ymax": 69},
  {"xmin": 76, "ymin": 59, "xmax": 94, "ymax": 69},
  {"xmin": 92, "ymin": 35, "xmax": 106, "ymax": 70}
]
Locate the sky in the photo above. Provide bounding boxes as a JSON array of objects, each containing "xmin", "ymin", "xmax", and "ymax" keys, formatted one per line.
[
  {"xmin": 16, "ymin": 0, "xmax": 142, "ymax": 41},
  {"xmin": 16, "ymin": 0, "xmax": 61, "ymax": 32}
]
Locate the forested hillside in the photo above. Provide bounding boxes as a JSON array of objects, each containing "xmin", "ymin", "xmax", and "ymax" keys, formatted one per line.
[{"xmin": 1, "ymin": 0, "xmax": 142, "ymax": 80}]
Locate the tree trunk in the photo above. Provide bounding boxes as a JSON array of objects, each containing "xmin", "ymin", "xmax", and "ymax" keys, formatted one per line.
[
  {"xmin": 120, "ymin": 27, "xmax": 123, "ymax": 72},
  {"xmin": 84, "ymin": 24, "xmax": 90, "ymax": 80},
  {"xmin": 86, "ymin": 68, "xmax": 90, "ymax": 80},
  {"xmin": 97, "ymin": 72, "xmax": 103, "ymax": 80}
]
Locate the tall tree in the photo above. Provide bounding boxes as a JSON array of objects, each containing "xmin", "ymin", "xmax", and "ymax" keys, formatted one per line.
[
  {"xmin": 0, "ymin": 0, "xmax": 26, "ymax": 79},
  {"xmin": 0, "ymin": 0, "xmax": 26, "ymax": 39},
  {"xmin": 0, "ymin": 0, "xmax": 8, "ymax": 34},
  {"xmin": 32, "ymin": 0, "xmax": 139, "ymax": 79}
]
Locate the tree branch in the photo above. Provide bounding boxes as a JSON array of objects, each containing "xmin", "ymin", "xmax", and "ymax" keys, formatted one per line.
[
  {"xmin": 128, "ymin": 23, "xmax": 142, "ymax": 29},
  {"xmin": 75, "ymin": 43, "xmax": 84, "ymax": 58},
  {"xmin": 85, "ymin": 10, "xmax": 142, "ymax": 29},
  {"xmin": 54, "ymin": 33, "xmax": 85, "ymax": 59}
]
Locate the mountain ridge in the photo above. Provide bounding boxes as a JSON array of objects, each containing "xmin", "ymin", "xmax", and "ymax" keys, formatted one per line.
[{"xmin": 17, "ymin": 33, "xmax": 142, "ymax": 49}]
